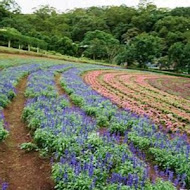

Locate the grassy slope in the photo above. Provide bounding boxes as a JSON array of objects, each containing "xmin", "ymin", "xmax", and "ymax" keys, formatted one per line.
[
  {"xmin": 0, "ymin": 46, "xmax": 116, "ymax": 67},
  {"xmin": 0, "ymin": 46, "xmax": 189, "ymax": 78}
]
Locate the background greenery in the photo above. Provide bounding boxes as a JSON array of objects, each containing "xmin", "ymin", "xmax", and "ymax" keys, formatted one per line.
[{"xmin": 0, "ymin": 0, "xmax": 190, "ymax": 73}]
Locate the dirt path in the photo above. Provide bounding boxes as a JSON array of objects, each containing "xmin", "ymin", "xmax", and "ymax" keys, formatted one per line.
[
  {"xmin": 55, "ymin": 74, "xmax": 65, "ymax": 95},
  {"xmin": 0, "ymin": 77, "xmax": 54, "ymax": 190}
]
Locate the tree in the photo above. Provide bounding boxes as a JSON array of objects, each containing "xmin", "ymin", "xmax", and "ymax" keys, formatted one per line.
[
  {"xmin": 33, "ymin": 5, "xmax": 57, "ymax": 19},
  {"xmin": 183, "ymin": 43, "xmax": 190, "ymax": 74},
  {"xmin": 169, "ymin": 42, "xmax": 190, "ymax": 73},
  {"xmin": 0, "ymin": 0, "xmax": 21, "ymax": 13},
  {"xmin": 122, "ymin": 27, "xmax": 140, "ymax": 43},
  {"xmin": 0, "ymin": 1, "xmax": 189, "ymax": 72},
  {"xmin": 115, "ymin": 45, "xmax": 136, "ymax": 66},
  {"xmin": 168, "ymin": 42, "xmax": 185, "ymax": 71},
  {"xmin": 57, "ymin": 37, "xmax": 78, "ymax": 56},
  {"xmin": 155, "ymin": 16, "xmax": 190, "ymax": 37},
  {"xmin": 0, "ymin": 27, "xmax": 21, "ymax": 47},
  {"xmin": 158, "ymin": 56, "xmax": 170, "ymax": 70},
  {"xmin": 125, "ymin": 33, "xmax": 164, "ymax": 67},
  {"xmin": 171, "ymin": 7, "xmax": 190, "ymax": 18},
  {"xmin": 81, "ymin": 30, "xmax": 120, "ymax": 61}
]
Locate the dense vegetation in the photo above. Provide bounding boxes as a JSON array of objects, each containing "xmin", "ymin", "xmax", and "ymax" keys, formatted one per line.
[{"xmin": 0, "ymin": 0, "xmax": 190, "ymax": 72}]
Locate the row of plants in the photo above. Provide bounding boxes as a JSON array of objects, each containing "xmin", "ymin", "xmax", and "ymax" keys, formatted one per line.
[
  {"xmin": 127, "ymin": 123, "xmax": 190, "ymax": 186},
  {"xmin": 0, "ymin": 56, "xmax": 67, "ymax": 69},
  {"xmin": 0, "ymin": 62, "xmax": 68, "ymax": 142},
  {"xmin": 107, "ymin": 72, "xmax": 189, "ymax": 127},
  {"xmin": 148, "ymin": 77, "xmax": 190, "ymax": 100},
  {"xmin": 22, "ymin": 65, "xmax": 176, "ymax": 189},
  {"xmin": 0, "ymin": 64, "xmax": 43, "ymax": 108},
  {"xmin": 62, "ymin": 69, "xmax": 190, "ymax": 189},
  {"xmin": 0, "ymin": 64, "xmax": 42, "ymax": 142},
  {"xmin": 119, "ymin": 74, "xmax": 190, "ymax": 112},
  {"xmin": 60, "ymin": 67, "xmax": 186, "ymax": 188},
  {"xmin": 25, "ymin": 65, "xmax": 72, "ymax": 98},
  {"xmin": 83, "ymin": 70, "xmax": 190, "ymax": 134},
  {"xmin": 0, "ymin": 28, "xmax": 47, "ymax": 50},
  {"xmin": 81, "ymin": 69, "xmax": 190, "ymax": 188},
  {"xmin": 0, "ymin": 108, "xmax": 8, "ymax": 142}
]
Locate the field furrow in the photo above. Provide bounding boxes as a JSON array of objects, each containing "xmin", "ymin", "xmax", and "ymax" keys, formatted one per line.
[{"xmin": 0, "ymin": 77, "xmax": 53, "ymax": 190}]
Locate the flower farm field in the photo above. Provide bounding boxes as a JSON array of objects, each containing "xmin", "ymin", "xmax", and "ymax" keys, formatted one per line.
[{"xmin": 0, "ymin": 54, "xmax": 190, "ymax": 190}]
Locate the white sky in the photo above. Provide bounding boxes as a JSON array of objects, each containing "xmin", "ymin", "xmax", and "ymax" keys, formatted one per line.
[{"xmin": 15, "ymin": 0, "xmax": 190, "ymax": 13}]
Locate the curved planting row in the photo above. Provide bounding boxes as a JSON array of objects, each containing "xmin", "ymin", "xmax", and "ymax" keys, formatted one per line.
[
  {"xmin": 0, "ymin": 55, "xmax": 66, "ymax": 69},
  {"xmin": 84, "ymin": 70, "xmax": 190, "ymax": 135},
  {"xmin": 82, "ymin": 69, "xmax": 190, "ymax": 187},
  {"xmin": 0, "ymin": 64, "xmax": 44, "ymax": 142},
  {"xmin": 119, "ymin": 74, "xmax": 190, "ymax": 112},
  {"xmin": 22, "ymin": 65, "xmax": 177, "ymax": 189},
  {"xmin": 60, "ymin": 67, "xmax": 190, "ymax": 189},
  {"xmin": 148, "ymin": 77, "xmax": 190, "ymax": 100},
  {"xmin": 0, "ymin": 62, "xmax": 67, "ymax": 142},
  {"xmin": 0, "ymin": 64, "xmax": 42, "ymax": 108},
  {"xmin": 25, "ymin": 65, "xmax": 72, "ymax": 98}
]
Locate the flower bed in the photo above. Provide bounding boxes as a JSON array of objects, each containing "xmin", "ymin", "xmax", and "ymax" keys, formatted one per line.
[
  {"xmin": 23, "ymin": 66, "xmax": 177, "ymax": 189},
  {"xmin": 84, "ymin": 70, "xmax": 190, "ymax": 134}
]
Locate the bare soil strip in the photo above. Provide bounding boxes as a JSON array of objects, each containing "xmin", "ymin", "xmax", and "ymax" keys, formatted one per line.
[
  {"xmin": 0, "ymin": 77, "xmax": 54, "ymax": 190},
  {"xmin": 55, "ymin": 74, "xmax": 66, "ymax": 95}
]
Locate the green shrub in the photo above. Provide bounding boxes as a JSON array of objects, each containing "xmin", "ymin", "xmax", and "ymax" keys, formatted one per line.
[
  {"xmin": 34, "ymin": 129, "xmax": 55, "ymax": 152},
  {"xmin": 128, "ymin": 133, "xmax": 151, "ymax": 150},
  {"xmin": 97, "ymin": 115, "xmax": 109, "ymax": 128},
  {"xmin": 20, "ymin": 142, "xmax": 38, "ymax": 152},
  {"xmin": 109, "ymin": 120, "xmax": 136, "ymax": 135},
  {"xmin": 60, "ymin": 99, "xmax": 70, "ymax": 108},
  {"xmin": 0, "ymin": 94, "xmax": 10, "ymax": 107},
  {"xmin": 52, "ymin": 163, "xmax": 93, "ymax": 190},
  {"xmin": 70, "ymin": 94, "xmax": 84, "ymax": 107},
  {"xmin": 0, "ymin": 124, "xmax": 8, "ymax": 142},
  {"xmin": 7, "ymin": 90, "xmax": 16, "ymax": 100},
  {"xmin": 83, "ymin": 106, "xmax": 98, "ymax": 117}
]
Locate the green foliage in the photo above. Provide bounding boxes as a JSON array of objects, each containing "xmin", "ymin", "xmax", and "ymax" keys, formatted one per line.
[
  {"xmin": 128, "ymin": 133, "xmax": 151, "ymax": 149},
  {"xmin": 0, "ymin": 94, "xmax": 10, "ymax": 107},
  {"xmin": 83, "ymin": 106, "xmax": 98, "ymax": 117},
  {"xmin": 145, "ymin": 179, "xmax": 176, "ymax": 190},
  {"xmin": 0, "ymin": 2, "xmax": 190, "ymax": 71},
  {"xmin": 56, "ymin": 37, "xmax": 78, "ymax": 56},
  {"xmin": 81, "ymin": 30, "xmax": 120, "ymax": 61},
  {"xmin": 70, "ymin": 94, "xmax": 84, "ymax": 107},
  {"xmin": 0, "ymin": 122, "xmax": 8, "ymax": 142},
  {"xmin": 125, "ymin": 33, "xmax": 163, "ymax": 68},
  {"xmin": 169, "ymin": 42, "xmax": 190, "ymax": 73},
  {"xmin": 0, "ymin": 27, "xmax": 47, "ymax": 49},
  {"xmin": 34, "ymin": 128, "xmax": 55, "ymax": 152},
  {"xmin": 20, "ymin": 142, "xmax": 38, "ymax": 152},
  {"xmin": 52, "ymin": 163, "xmax": 93, "ymax": 190},
  {"xmin": 60, "ymin": 99, "xmax": 70, "ymax": 108},
  {"xmin": 109, "ymin": 120, "xmax": 134, "ymax": 135},
  {"xmin": 86, "ymin": 132, "xmax": 104, "ymax": 150},
  {"xmin": 0, "ymin": 0, "xmax": 21, "ymax": 13},
  {"xmin": 97, "ymin": 115, "xmax": 109, "ymax": 128}
]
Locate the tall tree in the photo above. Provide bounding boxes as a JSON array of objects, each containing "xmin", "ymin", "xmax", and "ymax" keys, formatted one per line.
[
  {"xmin": 127, "ymin": 33, "xmax": 163, "ymax": 67},
  {"xmin": 81, "ymin": 30, "xmax": 119, "ymax": 61}
]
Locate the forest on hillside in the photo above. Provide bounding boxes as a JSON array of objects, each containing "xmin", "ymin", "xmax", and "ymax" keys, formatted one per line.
[{"xmin": 0, "ymin": 0, "xmax": 190, "ymax": 72}]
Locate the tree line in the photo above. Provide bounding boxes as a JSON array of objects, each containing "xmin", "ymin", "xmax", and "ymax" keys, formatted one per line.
[{"xmin": 0, "ymin": 0, "xmax": 190, "ymax": 73}]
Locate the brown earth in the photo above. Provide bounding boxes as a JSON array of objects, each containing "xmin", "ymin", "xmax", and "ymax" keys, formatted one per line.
[
  {"xmin": 55, "ymin": 74, "xmax": 65, "ymax": 95},
  {"xmin": 0, "ymin": 77, "xmax": 54, "ymax": 190}
]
